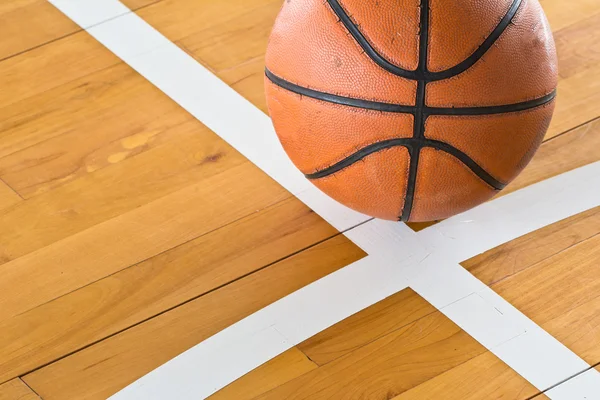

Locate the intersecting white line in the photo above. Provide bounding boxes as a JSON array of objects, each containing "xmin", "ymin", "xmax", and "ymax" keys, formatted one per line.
[{"xmin": 47, "ymin": 0, "xmax": 600, "ymax": 399}]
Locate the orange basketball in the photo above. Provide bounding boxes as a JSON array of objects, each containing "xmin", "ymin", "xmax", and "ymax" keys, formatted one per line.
[{"xmin": 264, "ymin": 0, "xmax": 558, "ymax": 222}]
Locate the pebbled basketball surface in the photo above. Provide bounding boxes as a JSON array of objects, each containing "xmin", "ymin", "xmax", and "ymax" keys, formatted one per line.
[{"xmin": 265, "ymin": 0, "xmax": 558, "ymax": 222}]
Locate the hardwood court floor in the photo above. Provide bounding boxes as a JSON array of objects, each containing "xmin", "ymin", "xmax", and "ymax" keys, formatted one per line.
[{"xmin": 0, "ymin": 0, "xmax": 599, "ymax": 399}]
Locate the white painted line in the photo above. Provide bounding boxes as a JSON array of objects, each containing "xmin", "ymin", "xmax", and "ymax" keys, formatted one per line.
[
  {"xmin": 114, "ymin": 256, "xmax": 409, "ymax": 399},
  {"xmin": 493, "ymin": 325, "xmax": 591, "ymax": 392},
  {"xmin": 546, "ymin": 368, "xmax": 600, "ymax": 400},
  {"xmin": 441, "ymin": 292, "xmax": 525, "ymax": 350},
  {"xmin": 48, "ymin": 0, "xmax": 600, "ymax": 399},
  {"xmin": 120, "ymin": 323, "xmax": 291, "ymax": 400},
  {"xmin": 436, "ymin": 284, "xmax": 592, "ymax": 390},
  {"xmin": 50, "ymin": 0, "xmax": 130, "ymax": 28}
]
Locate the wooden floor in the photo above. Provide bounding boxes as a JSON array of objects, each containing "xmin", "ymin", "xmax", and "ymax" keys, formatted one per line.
[{"xmin": 0, "ymin": 0, "xmax": 599, "ymax": 399}]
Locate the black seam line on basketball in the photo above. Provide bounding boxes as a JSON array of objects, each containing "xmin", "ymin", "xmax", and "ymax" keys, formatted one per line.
[
  {"xmin": 401, "ymin": 144, "xmax": 421, "ymax": 221},
  {"xmin": 425, "ymin": 90, "xmax": 557, "ymax": 115},
  {"xmin": 402, "ymin": 82, "xmax": 428, "ymax": 221},
  {"xmin": 304, "ymin": 138, "xmax": 506, "ymax": 191},
  {"xmin": 266, "ymin": 69, "xmax": 555, "ymax": 116},
  {"xmin": 400, "ymin": 0, "xmax": 431, "ymax": 222},
  {"xmin": 265, "ymin": 68, "xmax": 415, "ymax": 113},
  {"xmin": 425, "ymin": 139, "xmax": 506, "ymax": 190},
  {"xmin": 326, "ymin": 0, "xmax": 522, "ymax": 82},
  {"xmin": 304, "ymin": 139, "xmax": 414, "ymax": 180},
  {"xmin": 326, "ymin": 0, "xmax": 420, "ymax": 80},
  {"xmin": 427, "ymin": 0, "xmax": 523, "ymax": 80}
]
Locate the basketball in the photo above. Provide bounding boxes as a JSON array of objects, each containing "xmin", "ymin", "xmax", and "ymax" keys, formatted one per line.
[{"xmin": 264, "ymin": 0, "xmax": 558, "ymax": 222}]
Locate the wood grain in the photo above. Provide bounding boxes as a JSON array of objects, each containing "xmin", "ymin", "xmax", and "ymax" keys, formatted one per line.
[
  {"xmin": 22, "ymin": 235, "xmax": 364, "ymax": 400},
  {"xmin": 491, "ymin": 233, "xmax": 600, "ymax": 364},
  {"xmin": 0, "ymin": 0, "xmax": 165, "ymax": 63},
  {"xmin": 136, "ymin": 0, "xmax": 278, "ymax": 48},
  {"xmin": 463, "ymin": 206, "xmax": 600, "ymax": 285},
  {"xmin": 0, "ymin": 379, "xmax": 40, "ymax": 400},
  {"xmin": 543, "ymin": 294, "xmax": 600, "ymax": 366},
  {"xmin": 0, "ymin": 180, "xmax": 20, "ymax": 212},
  {"xmin": 494, "ymin": 234, "xmax": 600, "ymax": 327},
  {"xmin": 255, "ymin": 312, "xmax": 486, "ymax": 399},
  {"xmin": 0, "ymin": 32, "xmax": 119, "ymax": 111},
  {"xmin": 547, "ymin": 13, "xmax": 600, "ymax": 138},
  {"xmin": 393, "ymin": 352, "xmax": 542, "ymax": 400},
  {"xmin": 0, "ymin": 0, "xmax": 77, "ymax": 62},
  {"xmin": 298, "ymin": 288, "xmax": 436, "ymax": 366},
  {"xmin": 541, "ymin": 0, "xmax": 600, "ymax": 32},
  {"xmin": 220, "ymin": 292, "xmax": 540, "ymax": 400},
  {"xmin": 0, "ymin": 120, "xmax": 244, "ymax": 265},
  {"xmin": 175, "ymin": 1, "xmax": 279, "ymax": 72},
  {"xmin": 208, "ymin": 348, "xmax": 318, "ymax": 400},
  {"xmin": 0, "ymin": 64, "xmax": 191, "ymax": 197},
  {"xmin": 0, "ymin": 163, "xmax": 289, "ymax": 322},
  {"xmin": 2, "ymin": 1, "xmax": 597, "ymax": 399},
  {"xmin": 136, "ymin": 0, "xmax": 279, "ymax": 114},
  {"xmin": 0, "ymin": 197, "xmax": 336, "ymax": 383},
  {"xmin": 555, "ymin": 13, "xmax": 600, "ymax": 80},
  {"xmin": 120, "ymin": 0, "xmax": 161, "ymax": 10}
]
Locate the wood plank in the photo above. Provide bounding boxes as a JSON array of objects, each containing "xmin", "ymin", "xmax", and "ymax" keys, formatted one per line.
[
  {"xmin": 208, "ymin": 348, "xmax": 318, "ymax": 400},
  {"xmin": 22, "ymin": 235, "xmax": 364, "ymax": 400},
  {"xmin": 542, "ymin": 294, "xmax": 600, "ymax": 366},
  {"xmin": 254, "ymin": 312, "xmax": 486, "ymax": 399},
  {"xmin": 548, "ymin": 14, "xmax": 600, "ymax": 138},
  {"xmin": 463, "ymin": 206, "xmax": 600, "ymax": 285},
  {"xmin": 0, "ymin": 31, "xmax": 119, "ymax": 111},
  {"xmin": 541, "ymin": 0, "xmax": 600, "ymax": 32},
  {"xmin": 292, "ymin": 290, "xmax": 539, "ymax": 400},
  {"xmin": 3, "ymin": 2, "xmax": 594, "ymax": 399},
  {"xmin": 121, "ymin": 0, "xmax": 161, "ymax": 10},
  {"xmin": 0, "ymin": 0, "xmax": 77, "ymax": 61},
  {"xmin": 137, "ymin": 0, "xmax": 279, "ymax": 114},
  {"xmin": 0, "ymin": 162, "xmax": 288, "ymax": 322},
  {"xmin": 136, "ymin": 0, "xmax": 278, "ymax": 48},
  {"xmin": 0, "ymin": 120, "xmax": 244, "ymax": 265},
  {"xmin": 493, "ymin": 234, "xmax": 600, "ymax": 328},
  {"xmin": 298, "ymin": 288, "xmax": 436, "ymax": 366},
  {"xmin": 0, "ymin": 379, "xmax": 40, "ymax": 400},
  {"xmin": 489, "ymin": 233, "xmax": 600, "ymax": 365},
  {"xmin": 0, "ymin": 0, "xmax": 160, "ymax": 62},
  {"xmin": 175, "ymin": 1, "xmax": 279, "ymax": 73},
  {"xmin": 138, "ymin": 0, "xmax": 278, "ymax": 113},
  {"xmin": 393, "ymin": 352, "xmax": 542, "ymax": 400},
  {"xmin": 0, "ymin": 196, "xmax": 336, "ymax": 382},
  {"xmin": 555, "ymin": 13, "xmax": 600, "ymax": 81},
  {"xmin": 0, "ymin": 63, "xmax": 191, "ymax": 197},
  {"xmin": 214, "ymin": 294, "xmax": 539, "ymax": 400},
  {"xmin": 0, "ymin": 180, "xmax": 20, "ymax": 213}
]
